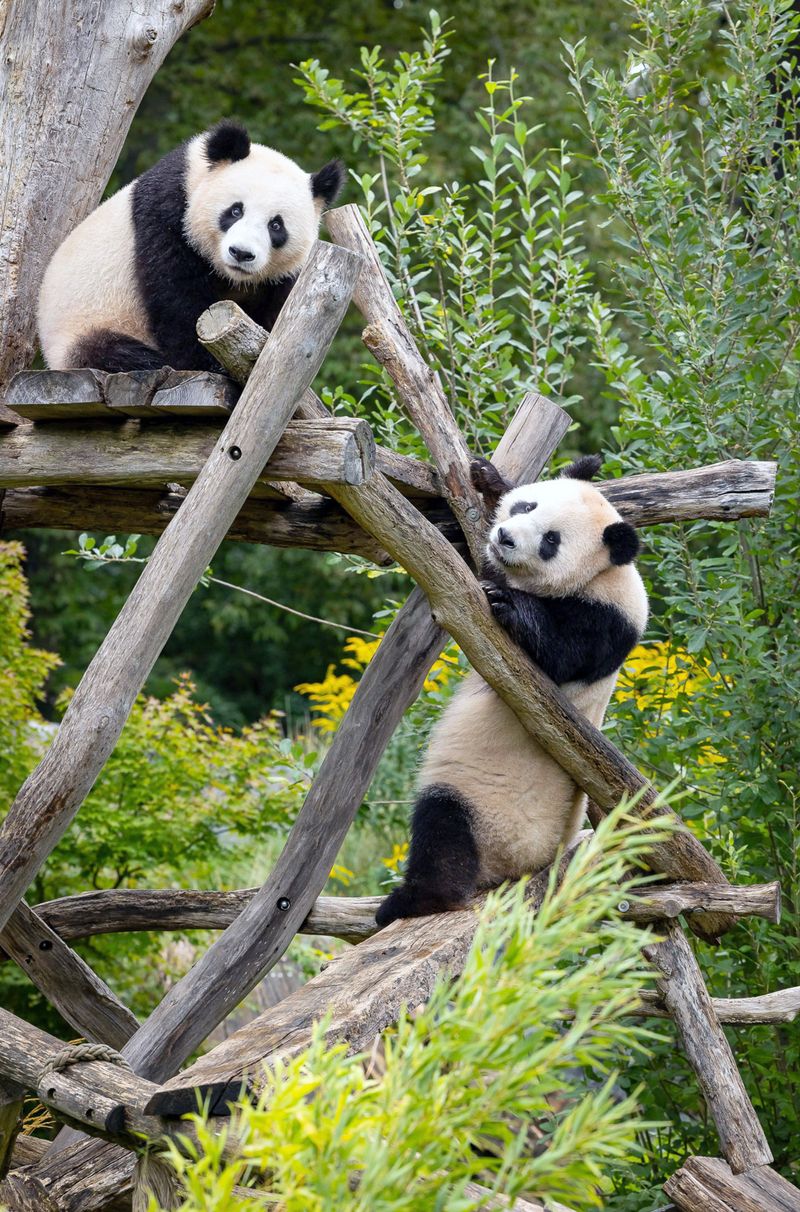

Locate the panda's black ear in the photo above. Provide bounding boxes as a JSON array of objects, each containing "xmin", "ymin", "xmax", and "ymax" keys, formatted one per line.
[
  {"xmin": 561, "ymin": 454, "xmax": 603, "ymax": 481},
  {"xmin": 311, "ymin": 160, "xmax": 345, "ymax": 208},
  {"xmin": 206, "ymin": 121, "xmax": 251, "ymax": 165},
  {"xmin": 470, "ymin": 457, "xmax": 513, "ymax": 509},
  {"xmin": 603, "ymin": 521, "xmax": 640, "ymax": 566}
]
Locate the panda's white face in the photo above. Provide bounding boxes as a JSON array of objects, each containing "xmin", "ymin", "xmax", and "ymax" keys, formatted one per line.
[
  {"xmin": 487, "ymin": 477, "xmax": 626, "ymax": 597},
  {"xmin": 184, "ymin": 138, "xmax": 324, "ymax": 285}
]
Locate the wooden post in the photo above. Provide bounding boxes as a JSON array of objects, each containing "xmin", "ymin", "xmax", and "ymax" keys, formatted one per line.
[
  {"xmin": 0, "ymin": 1081, "xmax": 23, "ymax": 1181},
  {"xmin": 0, "ymin": 241, "xmax": 362, "ymax": 936},
  {"xmin": 0, "ymin": 0, "xmax": 215, "ymax": 405},
  {"xmin": 643, "ymin": 922, "xmax": 772, "ymax": 1171}
]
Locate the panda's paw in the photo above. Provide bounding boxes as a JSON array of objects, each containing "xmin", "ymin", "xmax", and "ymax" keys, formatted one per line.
[{"xmin": 483, "ymin": 581, "xmax": 514, "ymax": 622}]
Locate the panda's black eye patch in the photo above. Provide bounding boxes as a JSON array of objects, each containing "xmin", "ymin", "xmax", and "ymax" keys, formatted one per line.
[
  {"xmin": 269, "ymin": 215, "xmax": 288, "ymax": 249},
  {"xmin": 539, "ymin": 530, "xmax": 561, "ymax": 560},
  {"xmin": 509, "ymin": 500, "xmax": 537, "ymax": 517},
  {"xmin": 219, "ymin": 202, "xmax": 244, "ymax": 232}
]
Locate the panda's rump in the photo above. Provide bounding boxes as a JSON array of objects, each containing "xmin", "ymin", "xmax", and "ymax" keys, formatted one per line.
[{"xmin": 38, "ymin": 186, "xmax": 153, "ymax": 368}]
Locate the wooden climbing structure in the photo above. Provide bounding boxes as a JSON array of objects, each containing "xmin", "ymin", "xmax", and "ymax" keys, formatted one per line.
[{"xmin": 0, "ymin": 206, "xmax": 797, "ymax": 1211}]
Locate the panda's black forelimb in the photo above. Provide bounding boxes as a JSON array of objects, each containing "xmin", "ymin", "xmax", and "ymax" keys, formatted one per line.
[
  {"xmin": 482, "ymin": 579, "xmax": 640, "ymax": 686},
  {"xmin": 375, "ymin": 784, "xmax": 480, "ymax": 927}
]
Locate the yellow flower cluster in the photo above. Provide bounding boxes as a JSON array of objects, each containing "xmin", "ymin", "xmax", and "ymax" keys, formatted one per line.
[{"xmin": 296, "ymin": 634, "xmax": 459, "ymax": 733}]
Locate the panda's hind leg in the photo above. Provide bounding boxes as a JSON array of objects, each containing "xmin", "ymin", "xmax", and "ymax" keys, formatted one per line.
[
  {"xmin": 375, "ymin": 784, "xmax": 480, "ymax": 927},
  {"xmin": 68, "ymin": 329, "xmax": 165, "ymax": 373}
]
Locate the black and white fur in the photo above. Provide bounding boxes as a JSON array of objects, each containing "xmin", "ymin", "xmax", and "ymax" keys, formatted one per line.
[
  {"xmin": 37, "ymin": 121, "xmax": 344, "ymax": 373},
  {"xmin": 376, "ymin": 455, "xmax": 648, "ymax": 927}
]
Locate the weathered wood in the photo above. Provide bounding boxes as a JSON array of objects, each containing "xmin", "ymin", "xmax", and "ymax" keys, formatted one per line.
[
  {"xmin": 0, "ymin": 1009, "xmax": 180, "ymax": 1148},
  {"xmin": 24, "ymin": 880, "xmax": 779, "ymax": 951},
  {"xmin": 0, "ymin": 417, "xmax": 376, "ymax": 490},
  {"xmin": 28, "ymin": 327, "xmax": 570, "ymax": 1206},
  {"xmin": 601, "ymin": 460, "xmax": 777, "ymax": 525},
  {"xmin": 643, "ymin": 922, "xmax": 772, "ymax": 1171},
  {"xmin": 633, "ymin": 985, "xmax": 800, "ymax": 1024},
  {"xmin": 103, "ymin": 370, "xmax": 171, "ymax": 417},
  {"xmin": 326, "ymin": 471, "xmax": 735, "ymax": 940},
  {"xmin": 0, "ymin": 241, "xmax": 362, "ymax": 938},
  {"xmin": 4, "ymin": 371, "xmax": 112, "ymax": 421},
  {"xmin": 0, "ymin": 902, "xmax": 138, "ymax": 1050},
  {"xmin": 0, "ymin": 0, "xmax": 215, "ymax": 409},
  {"xmin": 0, "ymin": 1080, "xmax": 24, "ymax": 1181},
  {"xmin": 0, "ymin": 1140, "xmax": 134, "ymax": 1212},
  {"xmin": 9, "ymin": 1132, "xmax": 48, "ymax": 1170},
  {"xmin": 150, "ymin": 370, "xmax": 239, "ymax": 417},
  {"xmin": 325, "ymin": 204, "xmax": 487, "ymax": 562},
  {"xmin": 1, "ymin": 485, "xmax": 393, "ymax": 564},
  {"xmin": 665, "ymin": 1157, "xmax": 800, "ymax": 1212},
  {"xmin": 146, "ymin": 841, "xmax": 585, "ymax": 1113}
]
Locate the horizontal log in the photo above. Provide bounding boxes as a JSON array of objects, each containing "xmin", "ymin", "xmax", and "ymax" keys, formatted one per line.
[
  {"xmin": 24, "ymin": 880, "xmax": 780, "ymax": 952},
  {"xmin": 1, "ymin": 485, "xmax": 394, "ymax": 563},
  {"xmin": 145, "ymin": 841, "xmax": 586, "ymax": 1116},
  {"xmin": 600, "ymin": 460, "xmax": 776, "ymax": 525},
  {"xmin": 633, "ymin": 985, "xmax": 800, "ymax": 1025},
  {"xmin": 4, "ymin": 369, "xmax": 240, "ymax": 420},
  {"xmin": 0, "ymin": 1008, "xmax": 195, "ymax": 1148},
  {"xmin": 664, "ymin": 1156, "xmax": 800, "ymax": 1212},
  {"xmin": 0, "ymin": 417, "xmax": 376, "ymax": 490}
]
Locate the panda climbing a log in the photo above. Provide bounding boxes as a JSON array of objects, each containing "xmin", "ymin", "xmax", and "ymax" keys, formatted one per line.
[
  {"xmin": 376, "ymin": 454, "xmax": 648, "ymax": 927},
  {"xmin": 37, "ymin": 121, "xmax": 344, "ymax": 374}
]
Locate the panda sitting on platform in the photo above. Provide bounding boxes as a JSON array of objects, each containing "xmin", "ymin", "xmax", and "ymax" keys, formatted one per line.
[
  {"xmin": 37, "ymin": 121, "xmax": 344, "ymax": 374},
  {"xmin": 376, "ymin": 454, "xmax": 648, "ymax": 928}
]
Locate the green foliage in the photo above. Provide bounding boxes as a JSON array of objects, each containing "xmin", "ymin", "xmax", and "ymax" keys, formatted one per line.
[
  {"xmin": 298, "ymin": 16, "xmax": 596, "ymax": 454},
  {"xmin": 153, "ymin": 809, "xmax": 671, "ymax": 1211},
  {"xmin": 0, "ymin": 542, "xmax": 60, "ymax": 814},
  {"xmin": 564, "ymin": 0, "xmax": 800, "ymax": 1180}
]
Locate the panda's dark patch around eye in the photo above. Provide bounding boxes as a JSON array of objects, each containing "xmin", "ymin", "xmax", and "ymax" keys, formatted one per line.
[
  {"xmin": 539, "ymin": 530, "xmax": 561, "ymax": 561},
  {"xmin": 269, "ymin": 215, "xmax": 288, "ymax": 249},
  {"xmin": 509, "ymin": 500, "xmax": 537, "ymax": 517},
  {"xmin": 219, "ymin": 203, "xmax": 244, "ymax": 232}
]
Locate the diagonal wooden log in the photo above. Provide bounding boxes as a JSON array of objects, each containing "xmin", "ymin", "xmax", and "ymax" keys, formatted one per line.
[
  {"xmin": 324, "ymin": 204, "xmax": 488, "ymax": 561},
  {"xmin": 0, "ymin": 240, "xmax": 362, "ymax": 938},
  {"xmin": 323, "ymin": 471, "xmax": 735, "ymax": 941},
  {"xmin": 642, "ymin": 922, "xmax": 772, "ymax": 1172},
  {"xmin": 0, "ymin": 902, "xmax": 138, "ymax": 1050},
  {"xmin": 20, "ymin": 879, "xmax": 780, "ymax": 950},
  {"xmin": 0, "ymin": 0, "xmax": 215, "ymax": 406}
]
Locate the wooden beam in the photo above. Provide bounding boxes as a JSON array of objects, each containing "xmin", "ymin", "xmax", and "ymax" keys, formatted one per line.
[
  {"xmin": 23, "ymin": 880, "xmax": 780, "ymax": 950},
  {"xmin": 643, "ymin": 922, "xmax": 772, "ymax": 1171},
  {"xmin": 632, "ymin": 985, "xmax": 800, "ymax": 1025},
  {"xmin": 0, "ymin": 417, "xmax": 376, "ymax": 490},
  {"xmin": 665, "ymin": 1157, "xmax": 800, "ymax": 1212},
  {"xmin": 601, "ymin": 460, "xmax": 776, "ymax": 525},
  {"xmin": 0, "ymin": 1081, "xmax": 24, "ymax": 1181},
  {"xmin": 325, "ymin": 204, "xmax": 487, "ymax": 562},
  {"xmin": 325, "ymin": 471, "xmax": 735, "ymax": 941},
  {"xmin": 4, "ymin": 370, "xmax": 241, "ymax": 421},
  {"xmin": 0, "ymin": 240, "xmax": 362, "ymax": 938},
  {"xmin": 0, "ymin": 902, "xmax": 138, "ymax": 1050},
  {"xmin": 146, "ymin": 841, "xmax": 585, "ymax": 1114}
]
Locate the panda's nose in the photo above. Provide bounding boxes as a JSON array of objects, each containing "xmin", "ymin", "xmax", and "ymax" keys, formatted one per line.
[
  {"xmin": 229, "ymin": 245, "xmax": 255, "ymax": 263},
  {"xmin": 497, "ymin": 527, "xmax": 515, "ymax": 549}
]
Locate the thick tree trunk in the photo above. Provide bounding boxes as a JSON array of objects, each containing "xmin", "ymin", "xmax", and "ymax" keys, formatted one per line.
[{"xmin": 0, "ymin": 0, "xmax": 215, "ymax": 410}]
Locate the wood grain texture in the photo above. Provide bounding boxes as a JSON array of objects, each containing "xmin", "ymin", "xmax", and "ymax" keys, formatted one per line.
[
  {"xmin": 326, "ymin": 472, "xmax": 735, "ymax": 941},
  {"xmin": 633, "ymin": 985, "xmax": 800, "ymax": 1025},
  {"xmin": 0, "ymin": 1080, "xmax": 23, "ymax": 1181},
  {"xmin": 146, "ymin": 841, "xmax": 585, "ymax": 1111},
  {"xmin": 600, "ymin": 460, "xmax": 776, "ymax": 525},
  {"xmin": 0, "ymin": 417, "xmax": 376, "ymax": 489},
  {"xmin": 643, "ymin": 922, "xmax": 772, "ymax": 1171},
  {"xmin": 665, "ymin": 1157, "xmax": 800, "ymax": 1212},
  {"xmin": 23, "ymin": 880, "xmax": 779, "ymax": 950},
  {"xmin": 0, "ymin": 0, "xmax": 215, "ymax": 409},
  {"xmin": 325, "ymin": 204, "xmax": 487, "ymax": 562},
  {"xmin": 5, "ymin": 370, "xmax": 240, "ymax": 421},
  {"xmin": 0, "ymin": 241, "xmax": 362, "ymax": 937},
  {"xmin": 0, "ymin": 1139, "xmax": 134, "ymax": 1212},
  {"xmin": 0, "ymin": 902, "xmax": 138, "ymax": 1050},
  {"xmin": 2, "ymin": 485, "xmax": 393, "ymax": 563}
]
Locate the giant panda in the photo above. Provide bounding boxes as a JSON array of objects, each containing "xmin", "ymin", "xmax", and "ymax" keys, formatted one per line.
[
  {"xmin": 37, "ymin": 121, "xmax": 344, "ymax": 374},
  {"xmin": 375, "ymin": 454, "xmax": 648, "ymax": 927}
]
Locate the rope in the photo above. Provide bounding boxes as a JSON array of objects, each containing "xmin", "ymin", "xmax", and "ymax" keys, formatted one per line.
[{"xmin": 37, "ymin": 1042, "xmax": 132, "ymax": 1090}]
